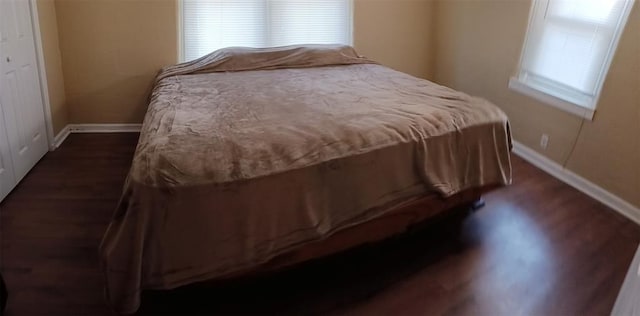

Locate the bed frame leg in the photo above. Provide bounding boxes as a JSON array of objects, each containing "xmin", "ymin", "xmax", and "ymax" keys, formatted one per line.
[{"xmin": 471, "ymin": 197, "xmax": 485, "ymax": 211}]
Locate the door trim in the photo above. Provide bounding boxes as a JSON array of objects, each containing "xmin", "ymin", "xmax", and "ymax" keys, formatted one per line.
[{"xmin": 28, "ymin": 0, "xmax": 56, "ymax": 151}]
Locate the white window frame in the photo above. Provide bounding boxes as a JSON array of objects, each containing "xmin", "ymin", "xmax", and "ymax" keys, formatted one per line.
[
  {"xmin": 509, "ymin": 0, "xmax": 635, "ymax": 120},
  {"xmin": 176, "ymin": 0, "xmax": 354, "ymax": 63}
]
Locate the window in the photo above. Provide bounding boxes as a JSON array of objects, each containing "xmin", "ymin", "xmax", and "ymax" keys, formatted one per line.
[
  {"xmin": 180, "ymin": 0, "xmax": 353, "ymax": 62},
  {"xmin": 510, "ymin": 0, "xmax": 634, "ymax": 119}
]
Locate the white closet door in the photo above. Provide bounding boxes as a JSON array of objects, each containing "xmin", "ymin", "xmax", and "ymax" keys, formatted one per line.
[
  {"xmin": 0, "ymin": 97, "xmax": 16, "ymax": 201},
  {"xmin": 0, "ymin": 0, "xmax": 49, "ymax": 199},
  {"xmin": 0, "ymin": 0, "xmax": 19, "ymax": 201}
]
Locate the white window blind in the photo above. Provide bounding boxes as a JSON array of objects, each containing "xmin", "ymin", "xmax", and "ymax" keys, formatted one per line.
[
  {"xmin": 512, "ymin": 0, "xmax": 634, "ymax": 115},
  {"xmin": 181, "ymin": 0, "xmax": 353, "ymax": 62}
]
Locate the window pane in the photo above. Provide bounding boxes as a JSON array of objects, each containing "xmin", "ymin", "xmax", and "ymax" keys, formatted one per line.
[
  {"xmin": 548, "ymin": 0, "xmax": 621, "ymax": 25},
  {"xmin": 269, "ymin": 0, "xmax": 352, "ymax": 47},
  {"xmin": 518, "ymin": 0, "xmax": 632, "ymax": 103},
  {"xmin": 182, "ymin": 0, "xmax": 352, "ymax": 62},
  {"xmin": 529, "ymin": 24, "xmax": 607, "ymax": 93},
  {"xmin": 183, "ymin": 0, "xmax": 266, "ymax": 61}
]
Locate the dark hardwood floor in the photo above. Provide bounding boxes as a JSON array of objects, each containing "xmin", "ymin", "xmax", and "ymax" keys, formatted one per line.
[{"xmin": 1, "ymin": 133, "xmax": 638, "ymax": 315}]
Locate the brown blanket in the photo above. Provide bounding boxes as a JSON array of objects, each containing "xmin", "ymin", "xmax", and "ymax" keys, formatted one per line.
[{"xmin": 100, "ymin": 45, "xmax": 512, "ymax": 314}]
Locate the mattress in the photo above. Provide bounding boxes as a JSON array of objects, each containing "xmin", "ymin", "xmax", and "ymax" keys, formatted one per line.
[{"xmin": 100, "ymin": 45, "xmax": 512, "ymax": 313}]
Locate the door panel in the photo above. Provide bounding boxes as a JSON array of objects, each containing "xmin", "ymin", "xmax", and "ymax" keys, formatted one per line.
[
  {"xmin": 0, "ymin": 97, "xmax": 16, "ymax": 201},
  {"xmin": 0, "ymin": 0, "xmax": 49, "ymax": 200},
  {"xmin": 0, "ymin": 0, "xmax": 17, "ymax": 200}
]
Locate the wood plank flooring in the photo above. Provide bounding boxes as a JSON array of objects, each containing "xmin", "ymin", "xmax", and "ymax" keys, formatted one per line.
[{"xmin": 1, "ymin": 133, "xmax": 639, "ymax": 315}]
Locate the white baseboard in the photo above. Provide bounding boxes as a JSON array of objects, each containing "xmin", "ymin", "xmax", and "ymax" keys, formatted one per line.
[
  {"xmin": 512, "ymin": 141, "xmax": 640, "ymax": 225},
  {"xmin": 50, "ymin": 124, "xmax": 141, "ymax": 150},
  {"xmin": 68, "ymin": 123, "xmax": 142, "ymax": 133},
  {"xmin": 51, "ymin": 125, "xmax": 71, "ymax": 150}
]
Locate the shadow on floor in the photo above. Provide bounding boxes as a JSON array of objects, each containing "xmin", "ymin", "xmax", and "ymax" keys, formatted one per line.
[{"xmin": 138, "ymin": 205, "xmax": 476, "ymax": 315}]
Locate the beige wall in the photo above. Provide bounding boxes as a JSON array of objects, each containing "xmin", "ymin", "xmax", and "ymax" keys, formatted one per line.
[
  {"xmin": 55, "ymin": 0, "xmax": 177, "ymax": 124},
  {"xmin": 354, "ymin": 0, "xmax": 434, "ymax": 79},
  {"xmin": 37, "ymin": 0, "xmax": 68, "ymax": 134},
  {"xmin": 434, "ymin": 0, "xmax": 640, "ymax": 208},
  {"xmin": 53, "ymin": 0, "xmax": 434, "ymax": 124}
]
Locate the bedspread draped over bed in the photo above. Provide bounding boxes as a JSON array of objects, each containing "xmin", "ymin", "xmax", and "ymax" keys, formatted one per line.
[{"xmin": 100, "ymin": 45, "xmax": 512, "ymax": 314}]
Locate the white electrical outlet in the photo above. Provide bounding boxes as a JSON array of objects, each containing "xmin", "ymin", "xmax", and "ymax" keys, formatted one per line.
[{"xmin": 540, "ymin": 134, "xmax": 549, "ymax": 150}]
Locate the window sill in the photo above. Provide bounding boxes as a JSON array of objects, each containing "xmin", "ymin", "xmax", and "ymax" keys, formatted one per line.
[{"xmin": 508, "ymin": 77, "xmax": 595, "ymax": 120}]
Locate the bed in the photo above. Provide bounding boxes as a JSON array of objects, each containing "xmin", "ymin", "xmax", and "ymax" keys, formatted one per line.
[{"xmin": 100, "ymin": 45, "xmax": 512, "ymax": 314}]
